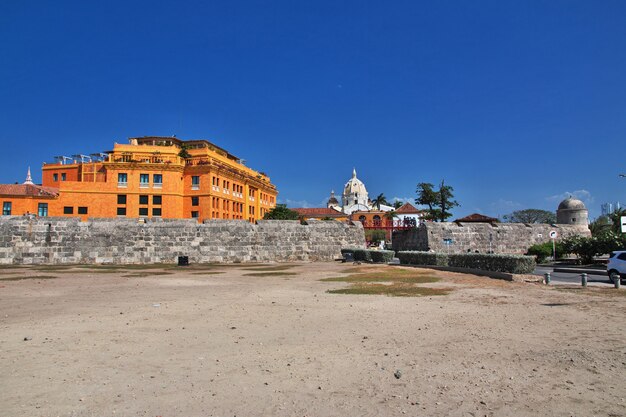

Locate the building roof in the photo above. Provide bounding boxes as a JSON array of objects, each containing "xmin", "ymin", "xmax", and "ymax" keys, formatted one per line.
[
  {"xmin": 292, "ymin": 207, "xmax": 345, "ymax": 218},
  {"xmin": 454, "ymin": 213, "xmax": 499, "ymax": 223},
  {"xmin": 0, "ymin": 184, "xmax": 59, "ymax": 198},
  {"xmin": 558, "ymin": 197, "xmax": 587, "ymax": 211},
  {"xmin": 395, "ymin": 202, "xmax": 422, "ymax": 214}
]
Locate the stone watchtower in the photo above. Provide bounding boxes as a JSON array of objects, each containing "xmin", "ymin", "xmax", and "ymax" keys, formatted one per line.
[{"xmin": 556, "ymin": 197, "xmax": 589, "ymax": 225}]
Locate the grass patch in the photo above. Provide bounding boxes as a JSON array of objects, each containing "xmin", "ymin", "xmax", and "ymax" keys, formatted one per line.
[
  {"xmin": 240, "ymin": 265, "xmax": 296, "ymax": 272},
  {"xmin": 121, "ymin": 271, "xmax": 175, "ymax": 278},
  {"xmin": 243, "ymin": 272, "xmax": 298, "ymax": 277},
  {"xmin": 555, "ymin": 287, "xmax": 626, "ymax": 298},
  {"xmin": 327, "ymin": 283, "xmax": 449, "ymax": 297},
  {"xmin": 323, "ymin": 267, "xmax": 448, "ymax": 297},
  {"xmin": 32, "ymin": 265, "xmax": 76, "ymax": 272},
  {"xmin": 0, "ymin": 275, "xmax": 57, "ymax": 281}
]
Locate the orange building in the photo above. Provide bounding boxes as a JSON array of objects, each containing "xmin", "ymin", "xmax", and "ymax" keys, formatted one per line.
[{"xmin": 1, "ymin": 136, "xmax": 277, "ymax": 222}]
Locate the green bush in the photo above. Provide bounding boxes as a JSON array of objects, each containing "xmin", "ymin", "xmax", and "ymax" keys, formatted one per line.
[
  {"xmin": 397, "ymin": 251, "xmax": 449, "ymax": 266},
  {"xmin": 369, "ymin": 250, "xmax": 395, "ymax": 264},
  {"xmin": 561, "ymin": 231, "xmax": 626, "ymax": 264},
  {"xmin": 526, "ymin": 241, "xmax": 564, "ymax": 263},
  {"xmin": 448, "ymin": 253, "xmax": 536, "ymax": 274},
  {"xmin": 364, "ymin": 229, "xmax": 386, "ymax": 244},
  {"xmin": 341, "ymin": 248, "xmax": 395, "ymax": 263},
  {"xmin": 352, "ymin": 249, "xmax": 372, "ymax": 262},
  {"xmin": 398, "ymin": 251, "xmax": 536, "ymax": 274}
]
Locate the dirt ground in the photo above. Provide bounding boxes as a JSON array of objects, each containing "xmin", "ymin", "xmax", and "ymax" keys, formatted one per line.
[{"xmin": 0, "ymin": 262, "xmax": 625, "ymax": 417}]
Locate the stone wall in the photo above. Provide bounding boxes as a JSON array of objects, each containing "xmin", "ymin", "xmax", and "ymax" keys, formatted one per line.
[
  {"xmin": 0, "ymin": 217, "xmax": 365, "ymax": 265},
  {"xmin": 392, "ymin": 222, "xmax": 591, "ymax": 254}
]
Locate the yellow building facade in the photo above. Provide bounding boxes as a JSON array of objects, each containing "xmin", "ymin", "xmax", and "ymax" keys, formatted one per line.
[{"xmin": 2, "ymin": 136, "xmax": 277, "ymax": 222}]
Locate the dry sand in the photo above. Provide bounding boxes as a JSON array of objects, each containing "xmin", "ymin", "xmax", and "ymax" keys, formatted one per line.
[{"xmin": 0, "ymin": 262, "xmax": 625, "ymax": 417}]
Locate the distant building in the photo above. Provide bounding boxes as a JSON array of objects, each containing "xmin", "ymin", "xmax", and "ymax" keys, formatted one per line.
[
  {"xmin": 0, "ymin": 136, "xmax": 277, "ymax": 222},
  {"xmin": 601, "ymin": 202, "xmax": 622, "ymax": 216}
]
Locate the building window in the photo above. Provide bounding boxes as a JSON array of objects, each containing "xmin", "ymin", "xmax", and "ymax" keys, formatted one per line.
[
  {"xmin": 153, "ymin": 195, "xmax": 162, "ymax": 205},
  {"xmin": 139, "ymin": 207, "xmax": 148, "ymax": 216},
  {"xmin": 191, "ymin": 176, "xmax": 200, "ymax": 190},
  {"xmin": 61, "ymin": 173, "xmax": 66, "ymax": 181},
  {"xmin": 38, "ymin": 203, "xmax": 48, "ymax": 217},
  {"xmin": 152, "ymin": 208, "xmax": 162, "ymax": 217},
  {"xmin": 2, "ymin": 202, "xmax": 11, "ymax": 215},
  {"xmin": 191, "ymin": 211, "xmax": 199, "ymax": 218},
  {"xmin": 78, "ymin": 207, "xmax": 88, "ymax": 215},
  {"xmin": 118, "ymin": 173, "xmax": 128, "ymax": 187},
  {"xmin": 140, "ymin": 173, "xmax": 149, "ymax": 188},
  {"xmin": 153, "ymin": 174, "xmax": 162, "ymax": 188},
  {"xmin": 63, "ymin": 206, "xmax": 74, "ymax": 214},
  {"xmin": 117, "ymin": 194, "xmax": 127, "ymax": 205},
  {"xmin": 117, "ymin": 207, "xmax": 126, "ymax": 216},
  {"xmin": 191, "ymin": 196, "xmax": 199, "ymax": 206},
  {"xmin": 139, "ymin": 195, "xmax": 149, "ymax": 205},
  {"xmin": 53, "ymin": 173, "xmax": 58, "ymax": 182}
]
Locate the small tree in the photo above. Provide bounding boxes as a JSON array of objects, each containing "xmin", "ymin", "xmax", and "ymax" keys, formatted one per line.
[
  {"xmin": 263, "ymin": 204, "xmax": 300, "ymax": 220},
  {"xmin": 437, "ymin": 180, "xmax": 459, "ymax": 222}
]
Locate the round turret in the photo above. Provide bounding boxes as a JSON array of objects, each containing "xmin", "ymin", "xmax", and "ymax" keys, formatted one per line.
[{"xmin": 556, "ymin": 197, "xmax": 588, "ymax": 225}]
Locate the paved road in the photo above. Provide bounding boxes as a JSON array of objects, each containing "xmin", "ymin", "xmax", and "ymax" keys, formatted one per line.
[{"xmin": 534, "ymin": 266, "xmax": 613, "ymax": 287}]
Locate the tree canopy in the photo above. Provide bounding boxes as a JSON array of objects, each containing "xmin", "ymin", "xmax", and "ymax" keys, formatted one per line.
[
  {"xmin": 263, "ymin": 204, "xmax": 300, "ymax": 220},
  {"xmin": 371, "ymin": 193, "xmax": 388, "ymax": 210},
  {"xmin": 415, "ymin": 180, "xmax": 459, "ymax": 222},
  {"xmin": 502, "ymin": 209, "xmax": 556, "ymax": 224}
]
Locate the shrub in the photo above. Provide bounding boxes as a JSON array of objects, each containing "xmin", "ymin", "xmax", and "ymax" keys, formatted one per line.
[
  {"xmin": 352, "ymin": 249, "xmax": 372, "ymax": 262},
  {"xmin": 526, "ymin": 241, "xmax": 564, "ymax": 263},
  {"xmin": 561, "ymin": 231, "xmax": 626, "ymax": 264},
  {"xmin": 448, "ymin": 253, "xmax": 536, "ymax": 274},
  {"xmin": 364, "ymin": 229, "xmax": 386, "ymax": 244},
  {"xmin": 397, "ymin": 251, "xmax": 449, "ymax": 266},
  {"xmin": 341, "ymin": 248, "xmax": 395, "ymax": 263},
  {"xmin": 369, "ymin": 250, "xmax": 395, "ymax": 264}
]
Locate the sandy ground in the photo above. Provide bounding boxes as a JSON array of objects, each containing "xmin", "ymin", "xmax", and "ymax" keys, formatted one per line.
[{"xmin": 0, "ymin": 262, "xmax": 625, "ymax": 417}]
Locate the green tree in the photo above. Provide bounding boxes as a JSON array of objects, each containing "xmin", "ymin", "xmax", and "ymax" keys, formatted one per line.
[
  {"xmin": 371, "ymin": 193, "xmax": 388, "ymax": 210},
  {"xmin": 415, "ymin": 182, "xmax": 440, "ymax": 221},
  {"xmin": 416, "ymin": 180, "xmax": 459, "ymax": 222},
  {"xmin": 263, "ymin": 204, "xmax": 300, "ymax": 220},
  {"xmin": 393, "ymin": 200, "xmax": 404, "ymax": 209},
  {"xmin": 178, "ymin": 144, "xmax": 191, "ymax": 159},
  {"xmin": 437, "ymin": 180, "xmax": 459, "ymax": 222},
  {"xmin": 502, "ymin": 209, "xmax": 556, "ymax": 224}
]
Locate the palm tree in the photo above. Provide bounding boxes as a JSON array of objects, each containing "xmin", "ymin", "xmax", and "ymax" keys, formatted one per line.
[{"xmin": 372, "ymin": 193, "xmax": 388, "ymax": 210}]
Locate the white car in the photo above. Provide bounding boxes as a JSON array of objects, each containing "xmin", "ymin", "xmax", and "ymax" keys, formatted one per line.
[{"xmin": 607, "ymin": 250, "xmax": 626, "ymax": 284}]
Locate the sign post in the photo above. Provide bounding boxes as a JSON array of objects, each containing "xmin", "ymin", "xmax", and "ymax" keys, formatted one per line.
[{"xmin": 549, "ymin": 230, "xmax": 558, "ymax": 261}]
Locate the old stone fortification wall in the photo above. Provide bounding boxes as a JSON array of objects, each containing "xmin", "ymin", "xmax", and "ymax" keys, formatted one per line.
[
  {"xmin": 0, "ymin": 217, "xmax": 365, "ymax": 265},
  {"xmin": 392, "ymin": 222, "xmax": 591, "ymax": 254}
]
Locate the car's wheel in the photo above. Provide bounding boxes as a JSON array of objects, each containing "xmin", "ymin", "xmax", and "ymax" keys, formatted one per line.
[{"xmin": 608, "ymin": 270, "xmax": 620, "ymax": 284}]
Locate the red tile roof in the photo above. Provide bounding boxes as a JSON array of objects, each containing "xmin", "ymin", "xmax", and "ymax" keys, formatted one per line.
[
  {"xmin": 395, "ymin": 202, "xmax": 422, "ymax": 214},
  {"xmin": 0, "ymin": 184, "xmax": 59, "ymax": 198},
  {"xmin": 292, "ymin": 208, "xmax": 345, "ymax": 217},
  {"xmin": 454, "ymin": 213, "xmax": 498, "ymax": 223}
]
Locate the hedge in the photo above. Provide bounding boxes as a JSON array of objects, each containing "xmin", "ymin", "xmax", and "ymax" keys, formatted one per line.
[
  {"xmin": 369, "ymin": 250, "xmax": 395, "ymax": 264},
  {"xmin": 448, "ymin": 253, "xmax": 536, "ymax": 274},
  {"xmin": 397, "ymin": 251, "xmax": 449, "ymax": 266},
  {"xmin": 397, "ymin": 251, "xmax": 536, "ymax": 274},
  {"xmin": 341, "ymin": 248, "xmax": 395, "ymax": 264}
]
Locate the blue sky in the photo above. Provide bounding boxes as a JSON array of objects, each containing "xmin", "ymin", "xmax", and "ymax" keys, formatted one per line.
[{"xmin": 1, "ymin": 0, "xmax": 625, "ymax": 220}]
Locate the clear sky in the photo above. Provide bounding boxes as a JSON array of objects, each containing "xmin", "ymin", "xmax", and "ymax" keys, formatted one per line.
[{"xmin": 1, "ymin": 0, "xmax": 625, "ymax": 220}]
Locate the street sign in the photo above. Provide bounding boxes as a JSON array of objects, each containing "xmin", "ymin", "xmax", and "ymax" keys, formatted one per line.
[
  {"xmin": 621, "ymin": 216, "xmax": 626, "ymax": 233},
  {"xmin": 549, "ymin": 231, "xmax": 558, "ymax": 239}
]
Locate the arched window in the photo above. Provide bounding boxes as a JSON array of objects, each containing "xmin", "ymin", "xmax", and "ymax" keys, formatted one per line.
[
  {"xmin": 373, "ymin": 215, "xmax": 381, "ymax": 226},
  {"xmin": 358, "ymin": 215, "xmax": 366, "ymax": 223}
]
